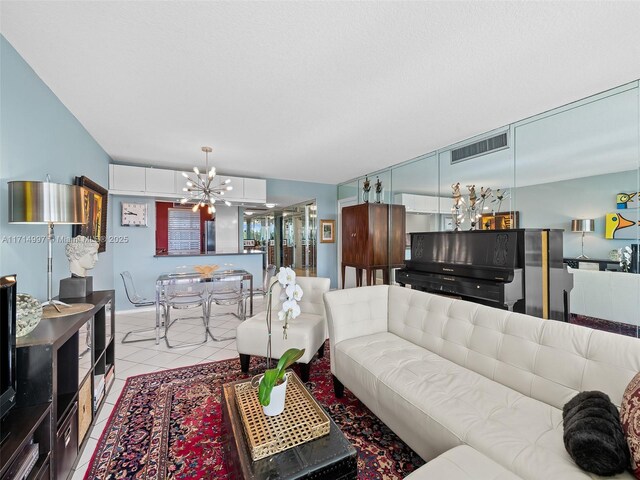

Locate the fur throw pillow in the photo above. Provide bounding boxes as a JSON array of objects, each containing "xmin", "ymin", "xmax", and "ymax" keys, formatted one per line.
[{"xmin": 563, "ymin": 391, "xmax": 630, "ymax": 476}]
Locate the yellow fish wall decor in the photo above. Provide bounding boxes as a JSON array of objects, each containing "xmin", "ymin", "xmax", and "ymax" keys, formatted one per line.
[{"xmin": 605, "ymin": 212, "xmax": 638, "ymax": 239}]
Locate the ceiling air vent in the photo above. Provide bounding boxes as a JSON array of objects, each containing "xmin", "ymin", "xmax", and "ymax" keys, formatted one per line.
[{"xmin": 451, "ymin": 132, "xmax": 508, "ymax": 164}]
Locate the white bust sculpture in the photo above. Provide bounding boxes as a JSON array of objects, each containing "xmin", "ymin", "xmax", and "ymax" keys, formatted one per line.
[{"xmin": 65, "ymin": 236, "xmax": 99, "ymax": 277}]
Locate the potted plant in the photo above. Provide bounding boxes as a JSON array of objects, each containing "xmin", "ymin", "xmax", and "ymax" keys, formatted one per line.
[
  {"xmin": 258, "ymin": 347, "xmax": 305, "ymax": 416},
  {"xmin": 257, "ymin": 267, "xmax": 304, "ymax": 416}
]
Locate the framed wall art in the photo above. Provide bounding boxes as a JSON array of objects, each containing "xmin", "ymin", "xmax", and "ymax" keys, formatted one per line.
[
  {"xmin": 73, "ymin": 176, "xmax": 109, "ymax": 252},
  {"xmin": 481, "ymin": 211, "xmax": 519, "ymax": 230},
  {"xmin": 320, "ymin": 219, "xmax": 335, "ymax": 243}
]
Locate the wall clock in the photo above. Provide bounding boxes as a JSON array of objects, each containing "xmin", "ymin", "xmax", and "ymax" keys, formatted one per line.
[{"xmin": 121, "ymin": 202, "xmax": 148, "ymax": 226}]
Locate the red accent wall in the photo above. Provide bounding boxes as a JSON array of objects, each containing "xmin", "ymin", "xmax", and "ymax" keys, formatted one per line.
[
  {"xmin": 155, "ymin": 202, "xmax": 171, "ymax": 254},
  {"xmin": 155, "ymin": 201, "xmax": 214, "ymax": 254}
]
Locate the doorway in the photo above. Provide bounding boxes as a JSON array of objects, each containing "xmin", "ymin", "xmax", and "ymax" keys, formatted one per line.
[{"xmin": 280, "ymin": 200, "xmax": 317, "ymax": 277}]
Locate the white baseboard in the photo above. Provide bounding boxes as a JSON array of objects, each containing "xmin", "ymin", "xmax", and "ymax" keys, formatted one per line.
[{"xmin": 116, "ymin": 306, "xmax": 156, "ymax": 315}]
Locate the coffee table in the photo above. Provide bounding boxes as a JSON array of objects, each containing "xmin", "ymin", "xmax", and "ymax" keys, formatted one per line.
[{"xmin": 221, "ymin": 373, "xmax": 358, "ymax": 479}]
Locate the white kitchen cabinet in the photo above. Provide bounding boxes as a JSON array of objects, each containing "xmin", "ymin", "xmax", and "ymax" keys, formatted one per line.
[
  {"xmin": 109, "ymin": 164, "xmax": 146, "ymax": 193},
  {"xmin": 217, "ymin": 176, "xmax": 244, "ymax": 200},
  {"xmin": 243, "ymin": 178, "xmax": 267, "ymax": 203},
  {"xmin": 145, "ymin": 168, "xmax": 176, "ymax": 197},
  {"xmin": 395, "ymin": 193, "xmax": 440, "ymax": 213},
  {"xmin": 174, "ymin": 171, "xmax": 189, "ymax": 195},
  {"xmin": 109, "ymin": 163, "xmax": 266, "ymax": 203}
]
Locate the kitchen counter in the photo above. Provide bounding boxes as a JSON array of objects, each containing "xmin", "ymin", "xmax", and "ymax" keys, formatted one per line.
[{"xmin": 154, "ymin": 250, "xmax": 266, "ymax": 258}]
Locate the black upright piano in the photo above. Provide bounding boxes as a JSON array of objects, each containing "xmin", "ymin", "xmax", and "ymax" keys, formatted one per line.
[{"xmin": 395, "ymin": 229, "xmax": 573, "ymax": 321}]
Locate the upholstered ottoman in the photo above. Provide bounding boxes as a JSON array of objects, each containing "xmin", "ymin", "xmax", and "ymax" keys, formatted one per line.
[
  {"xmin": 236, "ymin": 277, "xmax": 330, "ymax": 381},
  {"xmin": 406, "ymin": 446, "xmax": 522, "ymax": 480}
]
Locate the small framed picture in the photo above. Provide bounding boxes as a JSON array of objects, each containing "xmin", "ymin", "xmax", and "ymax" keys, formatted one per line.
[
  {"xmin": 73, "ymin": 176, "xmax": 109, "ymax": 252},
  {"xmin": 481, "ymin": 211, "xmax": 519, "ymax": 230},
  {"xmin": 320, "ymin": 219, "xmax": 335, "ymax": 243}
]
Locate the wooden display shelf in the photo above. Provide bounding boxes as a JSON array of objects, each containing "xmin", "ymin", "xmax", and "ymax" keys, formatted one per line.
[
  {"xmin": 10, "ymin": 290, "xmax": 115, "ymax": 480},
  {"xmin": 0, "ymin": 403, "xmax": 52, "ymax": 479}
]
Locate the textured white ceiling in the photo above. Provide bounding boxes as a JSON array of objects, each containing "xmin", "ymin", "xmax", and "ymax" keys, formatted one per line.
[{"xmin": 1, "ymin": 1, "xmax": 640, "ymax": 185}]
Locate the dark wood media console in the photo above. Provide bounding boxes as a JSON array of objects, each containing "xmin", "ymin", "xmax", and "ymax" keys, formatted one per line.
[{"xmin": 1, "ymin": 290, "xmax": 115, "ymax": 480}]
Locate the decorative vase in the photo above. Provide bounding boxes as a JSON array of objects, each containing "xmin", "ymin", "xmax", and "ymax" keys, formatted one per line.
[
  {"xmin": 262, "ymin": 374, "xmax": 288, "ymax": 416},
  {"xmin": 16, "ymin": 293, "xmax": 42, "ymax": 337}
]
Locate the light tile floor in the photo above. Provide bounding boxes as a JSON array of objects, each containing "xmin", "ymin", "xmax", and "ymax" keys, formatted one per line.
[{"xmin": 70, "ymin": 297, "xmax": 265, "ymax": 479}]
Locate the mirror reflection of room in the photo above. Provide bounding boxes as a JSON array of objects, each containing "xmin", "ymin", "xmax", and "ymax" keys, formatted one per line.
[
  {"xmin": 246, "ymin": 201, "xmax": 317, "ymax": 276},
  {"xmin": 344, "ymin": 81, "xmax": 639, "ymax": 337}
]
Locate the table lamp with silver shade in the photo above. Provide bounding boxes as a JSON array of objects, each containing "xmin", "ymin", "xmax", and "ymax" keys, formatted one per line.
[
  {"xmin": 571, "ymin": 218, "xmax": 595, "ymax": 259},
  {"xmin": 8, "ymin": 177, "xmax": 85, "ymax": 310}
]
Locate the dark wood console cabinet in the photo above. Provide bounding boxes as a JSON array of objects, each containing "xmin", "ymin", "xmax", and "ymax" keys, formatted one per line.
[
  {"xmin": 341, "ymin": 203, "xmax": 406, "ymax": 288},
  {"xmin": 2, "ymin": 290, "xmax": 116, "ymax": 480}
]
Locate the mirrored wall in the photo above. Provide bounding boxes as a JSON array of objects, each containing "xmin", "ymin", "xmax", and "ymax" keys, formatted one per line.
[
  {"xmin": 244, "ymin": 200, "xmax": 318, "ymax": 275},
  {"xmin": 338, "ymin": 80, "xmax": 640, "ymax": 336}
]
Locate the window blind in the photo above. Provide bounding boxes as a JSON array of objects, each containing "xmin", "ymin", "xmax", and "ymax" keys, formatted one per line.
[{"xmin": 168, "ymin": 208, "xmax": 200, "ymax": 254}]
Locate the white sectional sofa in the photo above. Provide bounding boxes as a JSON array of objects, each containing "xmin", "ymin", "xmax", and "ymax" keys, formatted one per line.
[
  {"xmin": 323, "ymin": 285, "xmax": 640, "ymax": 479},
  {"xmin": 569, "ymin": 267, "xmax": 640, "ymax": 325}
]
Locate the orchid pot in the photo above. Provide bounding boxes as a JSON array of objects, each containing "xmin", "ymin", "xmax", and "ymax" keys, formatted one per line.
[
  {"xmin": 258, "ymin": 347, "xmax": 304, "ymax": 416},
  {"xmin": 261, "ymin": 374, "xmax": 289, "ymax": 416}
]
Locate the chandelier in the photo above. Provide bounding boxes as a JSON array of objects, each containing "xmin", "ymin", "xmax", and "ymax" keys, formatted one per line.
[{"xmin": 180, "ymin": 146, "xmax": 233, "ymax": 214}]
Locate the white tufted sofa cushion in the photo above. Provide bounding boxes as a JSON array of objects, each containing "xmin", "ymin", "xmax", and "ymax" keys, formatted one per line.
[
  {"xmin": 405, "ymin": 446, "xmax": 522, "ymax": 480},
  {"xmin": 387, "ymin": 286, "xmax": 640, "ymax": 409},
  {"xmin": 324, "ymin": 285, "xmax": 640, "ymax": 480}
]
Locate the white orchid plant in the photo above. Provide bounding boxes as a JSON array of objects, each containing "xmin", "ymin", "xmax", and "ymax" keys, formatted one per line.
[
  {"xmin": 274, "ymin": 267, "xmax": 303, "ymax": 338},
  {"xmin": 277, "ymin": 267, "xmax": 303, "ymax": 332},
  {"xmin": 264, "ymin": 267, "xmax": 304, "ymax": 368}
]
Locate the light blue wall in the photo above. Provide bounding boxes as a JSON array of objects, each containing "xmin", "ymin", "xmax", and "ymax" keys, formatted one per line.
[
  {"xmin": 110, "ymin": 178, "xmax": 338, "ymax": 310},
  {"xmin": 266, "ymin": 178, "xmax": 338, "ymax": 287},
  {"xmin": 515, "ymin": 170, "xmax": 639, "ymax": 259},
  {"xmin": 110, "ymin": 197, "xmax": 264, "ymax": 311},
  {"xmin": 0, "ymin": 36, "xmax": 113, "ymax": 299}
]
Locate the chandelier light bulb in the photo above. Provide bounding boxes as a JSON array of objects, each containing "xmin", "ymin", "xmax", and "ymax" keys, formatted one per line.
[
  {"xmin": 225, "ymin": 201, "xmax": 231, "ymax": 207},
  {"xmin": 182, "ymin": 146, "xmax": 232, "ymax": 213},
  {"xmin": 180, "ymin": 198, "xmax": 188, "ymax": 204},
  {"xmin": 207, "ymin": 205, "xmax": 212, "ymax": 214},
  {"xmin": 226, "ymin": 186, "xmax": 233, "ymax": 191},
  {"xmin": 191, "ymin": 204, "xmax": 199, "ymax": 212}
]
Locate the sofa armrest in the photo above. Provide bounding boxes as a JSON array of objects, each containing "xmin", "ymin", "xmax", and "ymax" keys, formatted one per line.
[{"xmin": 323, "ymin": 286, "xmax": 390, "ymax": 369}]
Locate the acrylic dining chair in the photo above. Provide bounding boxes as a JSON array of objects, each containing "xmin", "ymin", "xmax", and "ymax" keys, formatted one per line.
[
  {"xmin": 163, "ymin": 266, "xmax": 209, "ymax": 349},
  {"xmin": 121, "ymin": 271, "xmax": 164, "ymax": 344}
]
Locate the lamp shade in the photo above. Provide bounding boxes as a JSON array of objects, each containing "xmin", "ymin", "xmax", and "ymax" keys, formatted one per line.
[
  {"xmin": 571, "ymin": 218, "xmax": 595, "ymax": 233},
  {"xmin": 8, "ymin": 181, "xmax": 85, "ymax": 224}
]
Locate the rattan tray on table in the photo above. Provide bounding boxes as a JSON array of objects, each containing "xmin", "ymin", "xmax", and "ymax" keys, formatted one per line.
[
  {"xmin": 222, "ymin": 371, "xmax": 357, "ymax": 480},
  {"xmin": 234, "ymin": 371, "xmax": 330, "ymax": 460}
]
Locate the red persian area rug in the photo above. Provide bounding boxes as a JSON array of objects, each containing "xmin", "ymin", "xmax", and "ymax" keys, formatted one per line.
[{"xmin": 84, "ymin": 342, "xmax": 425, "ymax": 479}]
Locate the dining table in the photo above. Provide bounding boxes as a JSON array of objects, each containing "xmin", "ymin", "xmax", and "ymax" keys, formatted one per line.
[{"xmin": 154, "ymin": 269, "xmax": 253, "ymax": 345}]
